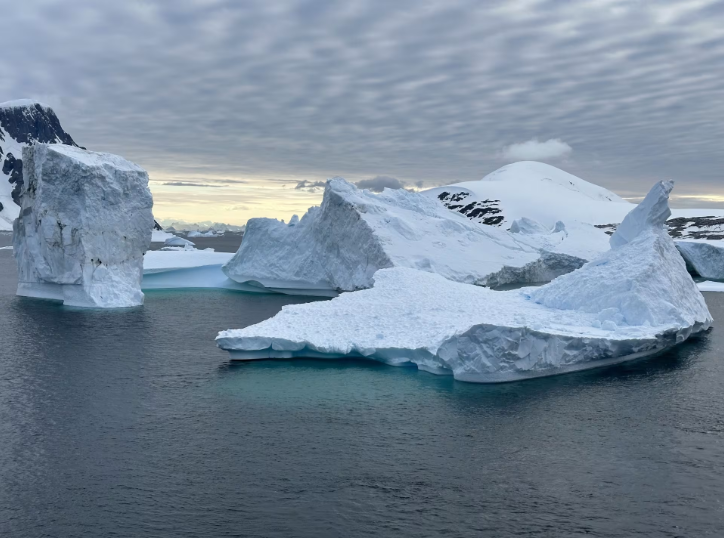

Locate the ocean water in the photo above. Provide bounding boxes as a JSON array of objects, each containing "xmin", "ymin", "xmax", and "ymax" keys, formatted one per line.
[{"xmin": 1, "ymin": 244, "xmax": 724, "ymax": 537}]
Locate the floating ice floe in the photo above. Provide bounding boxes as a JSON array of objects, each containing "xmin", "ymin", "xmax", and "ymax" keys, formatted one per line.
[
  {"xmin": 697, "ymin": 281, "xmax": 724, "ymax": 292},
  {"xmin": 141, "ymin": 249, "xmax": 255, "ymax": 290},
  {"xmin": 217, "ymin": 180, "xmax": 712, "ymax": 383},
  {"xmin": 151, "ymin": 230, "xmax": 177, "ymax": 243},
  {"xmin": 13, "ymin": 144, "xmax": 153, "ymax": 307},
  {"xmin": 222, "ymin": 178, "xmax": 603, "ymax": 296},
  {"xmin": 164, "ymin": 235, "xmax": 195, "ymax": 248}
]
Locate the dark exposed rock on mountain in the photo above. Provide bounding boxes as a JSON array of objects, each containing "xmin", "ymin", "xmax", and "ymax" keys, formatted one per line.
[
  {"xmin": 0, "ymin": 100, "xmax": 80, "ymax": 227},
  {"xmin": 436, "ymin": 191, "xmax": 504, "ymax": 226}
]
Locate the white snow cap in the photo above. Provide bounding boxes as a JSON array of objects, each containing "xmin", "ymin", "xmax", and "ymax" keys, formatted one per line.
[
  {"xmin": 610, "ymin": 180, "xmax": 673, "ymax": 249},
  {"xmin": 0, "ymin": 99, "xmax": 49, "ymax": 109}
]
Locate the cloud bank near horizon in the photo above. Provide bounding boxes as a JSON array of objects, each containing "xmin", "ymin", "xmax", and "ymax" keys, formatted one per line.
[{"xmin": 2, "ymin": 0, "xmax": 723, "ymax": 222}]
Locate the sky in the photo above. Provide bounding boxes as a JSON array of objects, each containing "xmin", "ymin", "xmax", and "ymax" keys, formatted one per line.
[{"xmin": 2, "ymin": 0, "xmax": 723, "ymax": 225}]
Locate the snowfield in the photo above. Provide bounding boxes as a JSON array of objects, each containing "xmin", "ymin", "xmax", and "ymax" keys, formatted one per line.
[{"xmin": 217, "ymin": 181, "xmax": 712, "ymax": 383}]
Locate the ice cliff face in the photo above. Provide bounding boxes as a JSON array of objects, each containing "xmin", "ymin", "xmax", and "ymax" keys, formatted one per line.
[
  {"xmin": 13, "ymin": 144, "xmax": 153, "ymax": 307},
  {"xmin": 223, "ymin": 178, "xmax": 593, "ymax": 295},
  {"xmin": 217, "ymin": 180, "xmax": 712, "ymax": 383},
  {"xmin": 0, "ymin": 100, "xmax": 79, "ymax": 230},
  {"xmin": 676, "ymin": 241, "xmax": 724, "ymax": 281},
  {"xmin": 531, "ymin": 181, "xmax": 710, "ymax": 329}
]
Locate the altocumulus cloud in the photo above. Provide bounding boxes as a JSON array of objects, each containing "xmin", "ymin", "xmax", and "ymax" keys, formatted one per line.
[
  {"xmin": 355, "ymin": 176, "xmax": 407, "ymax": 192},
  {"xmin": 501, "ymin": 139, "xmax": 572, "ymax": 162},
  {"xmin": 295, "ymin": 180, "xmax": 327, "ymax": 190},
  {"xmin": 2, "ymin": 0, "xmax": 724, "ymax": 208}
]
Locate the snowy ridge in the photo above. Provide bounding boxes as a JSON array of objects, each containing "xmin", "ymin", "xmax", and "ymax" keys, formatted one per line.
[
  {"xmin": 223, "ymin": 178, "xmax": 602, "ymax": 295},
  {"xmin": 217, "ymin": 181, "xmax": 712, "ymax": 383}
]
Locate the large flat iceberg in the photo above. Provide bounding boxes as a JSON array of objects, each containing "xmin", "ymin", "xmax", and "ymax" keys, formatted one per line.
[
  {"xmin": 141, "ymin": 250, "xmax": 257, "ymax": 291},
  {"xmin": 13, "ymin": 144, "xmax": 153, "ymax": 307},
  {"xmin": 222, "ymin": 178, "xmax": 597, "ymax": 295},
  {"xmin": 217, "ymin": 181, "xmax": 712, "ymax": 382}
]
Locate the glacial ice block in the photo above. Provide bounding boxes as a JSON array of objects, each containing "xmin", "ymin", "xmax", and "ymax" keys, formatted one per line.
[
  {"xmin": 13, "ymin": 144, "xmax": 153, "ymax": 307},
  {"xmin": 222, "ymin": 178, "xmax": 591, "ymax": 295},
  {"xmin": 216, "ymin": 181, "xmax": 712, "ymax": 383},
  {"xmin": 676, "ymin": 240, "xmax": 724, "ymax": 281}
]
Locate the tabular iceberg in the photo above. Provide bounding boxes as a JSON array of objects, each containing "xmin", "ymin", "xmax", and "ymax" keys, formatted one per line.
[
  {"xmin": 13, "ymin": 144, "xmax": 153, "ymax": 307},
  {"xmin": 222, "ymin": 178, "xmax": 594, "ymax": 296},
  {"xmin": 216, "ymin": 180, "xmax": 712, "ymax": 383}
]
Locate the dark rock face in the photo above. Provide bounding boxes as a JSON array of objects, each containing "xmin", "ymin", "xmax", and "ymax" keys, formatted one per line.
[
  {"xmin": 437, "ymin": 191, "xmax": 505, "ymax": 226},
  {"xmin": 0, "ymin": 102, "xmax": 79, "ymax": 212},
  {"xmin": 0, "ymin": 103, "xmax": 76, "ymax": 146}
]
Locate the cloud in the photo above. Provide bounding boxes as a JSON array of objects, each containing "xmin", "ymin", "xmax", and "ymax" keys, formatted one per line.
[
  {"xmin": 501, "ymin": 139, "xmax": 572, "ymax": 162},
  {"xmin": 162, "ymin": 181, "xmax": 223, "ymax": 188},
  {"xmin": 295, "ymin": 180, "xmax": 327, "ymax": 190},
  {"xmin": 355, "ymin": 176, "xmax": 406, "ymax": 192},
  {"xmin": 2, "ymin": 0, "xmax": 723, "ymax": 210}
]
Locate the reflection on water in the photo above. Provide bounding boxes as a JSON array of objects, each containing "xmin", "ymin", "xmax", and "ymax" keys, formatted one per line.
[{"xmin": 1, "ymin": 248, "xmax": 724, "ymax": 537}]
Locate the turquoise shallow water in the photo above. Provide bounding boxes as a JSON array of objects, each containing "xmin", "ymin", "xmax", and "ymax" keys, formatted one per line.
[{"xmin": 1, "ymin": 246, "xmax": 724, "ymax": 537}]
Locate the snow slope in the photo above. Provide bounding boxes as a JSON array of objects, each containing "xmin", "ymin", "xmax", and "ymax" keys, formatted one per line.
[
  {"xmin": 217, "ymin": 181, "xmax": 712, "ymax": 383},
  {"xmin": 223, "ymin": 178, "xmax": 600, "ymax": 296},
  {"xmin": 424, "ymin": 161, "xmax": 724, "ymax": 230}
]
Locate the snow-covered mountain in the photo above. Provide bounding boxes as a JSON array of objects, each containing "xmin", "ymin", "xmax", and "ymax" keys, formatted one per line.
[
  {"xmin": 424, "ymin": 161, "xmax": 724, "ymax": 236},
  {"xmin": 0, "ymin": 100, "xmax": 80, "ymax": 230}
]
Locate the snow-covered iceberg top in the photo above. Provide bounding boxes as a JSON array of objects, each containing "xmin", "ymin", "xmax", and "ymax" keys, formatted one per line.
[
  {"xmin": 222, "ymin": 178, "xmax": 593, "ymax": 295},
  {"xmin": 13, "ymin": 144, "xmax": 153, "ymax": 307},
  {"xmin": 217, "ymin": 181, "xmax": 712, "ymax": 383}
]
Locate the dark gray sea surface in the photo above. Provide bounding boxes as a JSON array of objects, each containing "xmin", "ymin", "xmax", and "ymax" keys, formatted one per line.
[{"xmin": 1, "ymin": 248, "xmax": 724, "ymax": 537}]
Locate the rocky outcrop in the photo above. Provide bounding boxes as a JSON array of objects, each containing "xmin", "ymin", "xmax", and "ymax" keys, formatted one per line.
[
  {"xmin": 13, "ymin": 144, "xmax": 153, "ymax": 307},
  {"xmin": 0, "ymin": 101, "xmax": 79, "ymax": 224}
]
